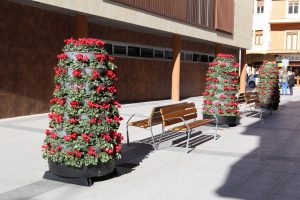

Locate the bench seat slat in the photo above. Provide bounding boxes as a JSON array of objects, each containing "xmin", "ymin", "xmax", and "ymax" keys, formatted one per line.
[
  {"xmin": 164, "ymin": 113, "xmax": 197, "ymax": 126},
  {"xmin": 168, "ymin": 119, "xmax": 214, "ymax": 131}
]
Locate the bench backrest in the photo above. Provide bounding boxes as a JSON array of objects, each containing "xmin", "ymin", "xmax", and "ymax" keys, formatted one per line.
[
  {"xmin": 160, "ymin": 102, "xmax": 197, "ymax": 127},
  {"xmin": 236, "ymin": 92, "xmax": 246, "ymax": 103},
  {"xmin": 244, "ymin": 92, "xmax": 259, "ymax": 104},
  {"xmin": 148, "ymin": 102, "xmax": 188, "ymax": 126}
]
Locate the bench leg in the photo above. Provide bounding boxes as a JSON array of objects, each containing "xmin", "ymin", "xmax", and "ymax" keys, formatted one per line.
[
  {"xmin": 186, "ymin": 129, "xmax": 192, "ymax": 154},
  {"xmin": 157, "ymin": 131, "xmax": 165, "ymax": 149},
  {"xmin": 126, "ymin": 124, "xmax": 130, "ymax": 145},
  {"xmin": 150, "ymin": 126, "xmax": 157, "ymax": 150},
  {"xmin": 126, "ymin": 114, "xmax": 136, "ymax": 146}
]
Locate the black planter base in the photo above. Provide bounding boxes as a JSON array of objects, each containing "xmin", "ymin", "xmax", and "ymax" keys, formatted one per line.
[
  {"xmin": 43, "ymin": 169, "xmax": 118, "ymax": 186},
  {"xmin": 203, "ymin": 114, "xmax": 240, "ymax": 126},
  {"xmin": 45, "ymin": 160, "xmax": 117, "ymax": 186}
]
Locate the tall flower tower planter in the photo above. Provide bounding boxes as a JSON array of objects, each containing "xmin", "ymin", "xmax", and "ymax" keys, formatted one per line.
[
  {"xmin": 42, "ymin": 38, "xmax": 123, "ymax": 186},
  {"xmin": 202, "ymin": 54, "xmax": 240, "ymax": 126},
  {"xmin": 256, "ymin": 62, "xmax": 280, "ymax": 110}
]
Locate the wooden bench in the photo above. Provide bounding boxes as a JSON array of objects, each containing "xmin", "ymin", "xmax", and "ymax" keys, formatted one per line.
[
  {"xmin": 159, "ymin": 102, "xmax": 218, "ymax": 153},
  {"xmin": 244, "ymin": 91, "xmax": 273, "ymax": 118},
  {"xmin": 126, "ymin": 102, "xmax": 187, "ymax": 149}
]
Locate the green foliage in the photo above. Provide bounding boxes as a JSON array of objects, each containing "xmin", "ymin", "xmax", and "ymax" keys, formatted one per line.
[
  {"xmin": 202, "ymin": 54, "xmax": 240, "ymax": 117},
  {"xmin": 42, "ymin": 38, "xmax": 123, "ymax": 168}
]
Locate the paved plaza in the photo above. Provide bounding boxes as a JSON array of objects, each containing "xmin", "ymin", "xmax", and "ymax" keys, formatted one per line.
[{"xmin": 0, "ymin": 89, "xmax": 300, "ymax": 200}]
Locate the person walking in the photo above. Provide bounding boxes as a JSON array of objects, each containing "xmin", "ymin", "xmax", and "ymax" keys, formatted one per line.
[
  {"xmin": 288, "ymin": 71, "xmax": 296, "ymax": 95},
  {"xmin": 280, "ymin": 71, "xmax": 289, "ymax": 95}
]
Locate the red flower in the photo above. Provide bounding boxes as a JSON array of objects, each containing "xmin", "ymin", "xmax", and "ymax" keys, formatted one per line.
[
  {"xmin": 72, "ymin": 69, "xmax": 82, "ymax": 77},
  {"xmin": 113, "ymin": 100, "xmax": 121, "ymax": 108},
  {"xmin": 54, "ymin": 66, "xmax": 67, "ymax": 76},
  {"xmin": 50, "ymin": 132, "xmax": 58, "ymax": 139},
  {"xmin": 54, "ymin": 84, "xmax": 61, "ymax": 92},
  {"xmin": 106, "ymin": 116, "xmax": 113, "ymax": 123},
  {"xmin": 106, "ymin": 70, "xmax": 117, "ymax": 80},
  {"xmin": 102, "ymin": 134, "xmax": 111, "ymax": 142},
  {"xmin": 220, "ymin": 94, "xmax": 227, "ymax": 99},
  {"xmin": 75, "ymin": 53, "xmax": 89, "ymax": 62},
  {"xmin": 63, "ymin": 135, "xmax": 71, "ymax": 141},
  {"xmin": 114, "ymin": 115, "xmax": 123, "ymax": 122},
  {"xmin": 70, "ymin": 101, "xmax": 80, "ymax": 108},
  {"xmin": 107, "ymin": 86, "xmax": 117, "ymax": 93},
  {"xmin": 81, "ymin": 133, "xmax": 92, "ymax": 142},
  {"xmin": 96, "ymin": 85, "xmax": 105, "ymax": 92},
  {"xmin": 64, "ymin": 37, "xmax": 76, "ymax": 44},
  {"xmin": 107, "ymin": 56, "xmax": 114, "ymax": 61},
  {"xmin": 103, "ymin": 148, "xmax": 113, "ymax": 155},
  {"xmin": 218, "ymin": 109, "xmax": 224, "ymax": 114},
  {"xmin": 114, "ymin": 144, "xmax": 122, "ymax": 153},
  {"xmin": 57, "ymin": 145, "xmax": 62, "ymax": 151},
  {"xmin": 68, "ymin": 118, "xmax": 78, "ymax": 124},
  {"xmin": 44, "ymin": 129, "xmax": 52, "ymax": 135},
  {"xmin": 75, "ymin": 149, "xmax": 82, "ymax": 157},
  {"xmin": 95, "ymin": 53, "xmax": 106, "ymax": 62},
  {"xmin": 87, "ymin": 117, "xmax": 97, "ymax": 124},
  {"xmin": 88, "ymin": 147, "xmax": 98, "ymax": 157},
  {"xmin": 91, "ymin": 70, "xmax": 100, "ymax": 80},
  {"xmin": 57, "ymin": 53, "xmax": 68, "ymax": 60},
  {"xmin": 67, "ymin": 151, "xmax": 74, "ymax": 156}
]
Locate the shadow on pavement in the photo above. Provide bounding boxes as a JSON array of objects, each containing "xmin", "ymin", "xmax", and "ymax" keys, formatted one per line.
[{"xmin": 216, "ymin": 100, "xmax": 300, "ymax": 200}]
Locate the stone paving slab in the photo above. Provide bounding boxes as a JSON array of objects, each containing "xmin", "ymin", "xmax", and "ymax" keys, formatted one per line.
[{"xmin": 0, "ymin": 88, "xmax": 300, "ymax": 199}]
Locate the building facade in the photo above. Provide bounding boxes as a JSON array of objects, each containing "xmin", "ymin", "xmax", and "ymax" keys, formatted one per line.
[
  {"xmin": 0, "ymin": 0, "xmax": 252, "ymax": 118},
  {"xmin": 248, "ymin": 0, "xmax": 300, "ymax": 75}
]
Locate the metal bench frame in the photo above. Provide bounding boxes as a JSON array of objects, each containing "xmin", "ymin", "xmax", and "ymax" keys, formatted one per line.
[
  {"xmin": 158, "ymin": 102, "xmax": 218, "ymax": 153},
  {"xmin": 126, "ymin": 102, "xmax": 187, "ymax": 149}
]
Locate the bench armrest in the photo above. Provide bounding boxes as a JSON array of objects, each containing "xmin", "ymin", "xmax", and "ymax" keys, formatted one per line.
[
  {"xmin": 126, "ymin": 113, "xmax": 149, "ymax": 125},
  {"xmin": 164, "ymin": 116, "xmax": 190, "ymax": 130},
  {"xmin": 195, "ymin": 107, "xmax": 218, "ymax": 124}
]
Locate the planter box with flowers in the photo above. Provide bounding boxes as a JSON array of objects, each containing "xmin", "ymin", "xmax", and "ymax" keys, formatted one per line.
[
  {"xmin": 42, "ymin": 38, "xmax": 123, "ymax": 184},
  {"xmin": 256, "ymin": 62, "xmax": 280, "ymax": 110},
  {"xmin": 202, "ymin": 54, "xmax": 240, "ymax": 126}
]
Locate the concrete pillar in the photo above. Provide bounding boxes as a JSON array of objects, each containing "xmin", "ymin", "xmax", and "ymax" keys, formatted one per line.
[
  {"xmin": 239, "ymin": 49, "xmax": 247, "ymax": 92},
  {"xmin": 215, "ymin": 43, "xmax": 222, "ymax": 57},
  {"xmin": 75, "ymin": 15, "xmax": 88, "ymax": 38},
  {"xmin": 171, "ymin": 34, "xmax": 181, "ymax": 101}
]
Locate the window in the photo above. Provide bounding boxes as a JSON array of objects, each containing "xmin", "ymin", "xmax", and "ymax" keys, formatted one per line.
[
  {"xmin": 154, "ymin": 50, "xmax": 164, "ymax": 59},
  {"xmin": 193, "ymin": 53, "xmax": 201, "ymax": 61},
  {"xmin": 257, "ymin": 1, "xmax": 264, "ymax": 13},
  {"xmin": 288, "ymin": 1, "xmax": 299, "ymax": 14},
  {"xmin": 286, "ymin": 32, "xmax": 298, "ymax": 50},
  {"xmin": 141, "ymin": 48, "xmax": 153, "ymax": 58},
  {"xmin": 165, "ymin": 51, "xmax": 173, "ymax": 59},
  {"xmin": 128, "ymin": 46, "xmax": 140, "ymax": 57},
  {"xmin": 209, "ymin": 56, "xmax": 215, "ymax": 62},
  {"xmin": 185, "ymin": 53, "xmax": 193, "ymax": 61},
  {"xmin": 200, "ymin": 55, "xmax": 209, "ymax": 62},
  {"xmin": 114, "ymin": 45, "xmax": 126, "ymax": 55},
  {"xmin": 255, "ymin": 30, "xmax": 263, "ymax": 45},
  {"xmin": 180, "ymin": 52, "xmax": 184, "ymax": 60},
  {"xmin": 104, "ymin": 43, "xmax": 112, "ymax": 54}
]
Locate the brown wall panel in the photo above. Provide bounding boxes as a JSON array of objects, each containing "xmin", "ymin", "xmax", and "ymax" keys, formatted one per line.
[
  {"xmin": 215, "ymin": 0, "xmax": 234, "ymax": 33},
  {"xmin": 110, "ymin": 0, "xmax": 215, "ymax": 29},
  {"xmin": 0, "ymin": 0, "xmax": 230, "ymax": 119},
  {"xmin": 113, "ymin": 58, "xmax": 173, "ymax": 102},
  {"xmin": 180, "ymin": 63, "xmax": 208, "ymax": 98},
  {"xmin": 0, "ymin": 0, "xmax": 73, "ymax": 118}
]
